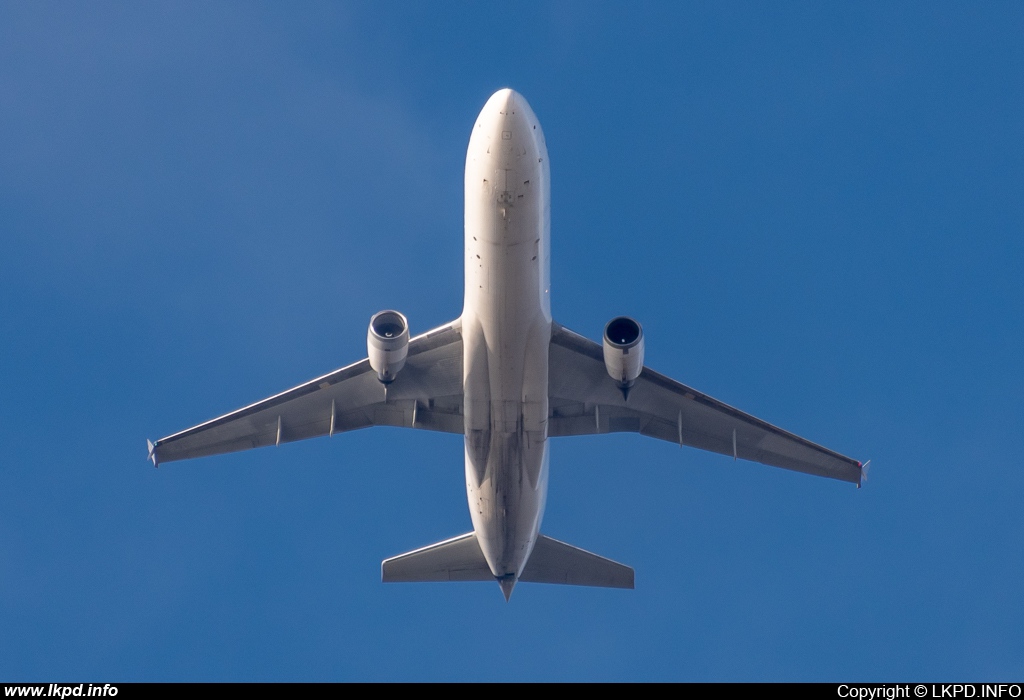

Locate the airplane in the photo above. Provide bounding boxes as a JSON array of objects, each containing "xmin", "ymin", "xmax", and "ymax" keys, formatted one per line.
[{"xmin": 148, "ymin": 88, "xmax": 863, "ymax": 601}]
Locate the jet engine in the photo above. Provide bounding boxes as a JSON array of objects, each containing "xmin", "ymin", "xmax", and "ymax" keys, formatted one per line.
[
  {"xmin": 367, "ymin": 310, "xmax": 409, "ymax": 384},
  {"xmin": 603, "ymin": 316, "xmax": 644, "ymax": 397}
]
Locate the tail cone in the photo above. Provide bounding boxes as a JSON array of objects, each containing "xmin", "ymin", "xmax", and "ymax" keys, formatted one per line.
[{"xmin": 497, "ymin": 575, "xmax": 517, "ymax": 602}]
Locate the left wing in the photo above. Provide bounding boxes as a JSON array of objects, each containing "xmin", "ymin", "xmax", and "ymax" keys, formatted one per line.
[
  {"xmin": 548, "ymin": 323, "xmax": 863, "ymax": 485},
  {"xmin": 150, "ymin": 320, "xmax": 464, "ymax": 465}
]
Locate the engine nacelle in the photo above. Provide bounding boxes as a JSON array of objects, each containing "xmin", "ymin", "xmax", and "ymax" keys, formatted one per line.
[
  {"xmin": 367, "ymin": 310, "xmax": 409, "ymax": 384},
  {"xmin": 603, "ymin": 316, "xmax": 644, "ymax": 397}
]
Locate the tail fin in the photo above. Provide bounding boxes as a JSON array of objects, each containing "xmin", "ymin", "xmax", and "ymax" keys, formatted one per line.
[
  {"xmin": 520, "ymin": 535, "xmax": 634, "ymax": 589},
  {"xmin": 382, "ymin": 532, "xmax": 492, "ymax": 582}
]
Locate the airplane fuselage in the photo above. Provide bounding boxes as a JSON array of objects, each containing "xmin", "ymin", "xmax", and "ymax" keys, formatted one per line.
[{"xmin": 462, "ymin": 89, "xmax": 552, "ymax": 584}]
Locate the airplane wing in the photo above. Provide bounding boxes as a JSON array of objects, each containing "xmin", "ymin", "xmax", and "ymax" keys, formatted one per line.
[
  {"xmin": 547, "ymin": 323, "xmax": 863, "ymax": 485},
  {"xmin": 149, "ymin": 320, "xmax": 464, "ymax": 465}
]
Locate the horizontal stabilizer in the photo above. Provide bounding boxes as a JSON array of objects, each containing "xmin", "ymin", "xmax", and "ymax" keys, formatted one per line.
[
  {"xmin": 520, "ymin": 535, "xmax": 634, "ymax": 589},
  {"xmin": 382, "ymin": 532, "xmax": 492, "ymax": 582}
]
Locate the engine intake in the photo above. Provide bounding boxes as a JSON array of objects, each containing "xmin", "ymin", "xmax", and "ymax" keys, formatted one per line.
[
  {"xmin": 367, "ymin": 310, "xmax": 409, "ymax": 384},
  {"xmin": 603, "ymin": 316, "xmax": 644, "ymax": 398}
]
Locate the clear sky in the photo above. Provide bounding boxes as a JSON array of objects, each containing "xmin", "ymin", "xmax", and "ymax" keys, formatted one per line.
[{"xmin": 2, "ymin": 1, "xmax": 1022, "ymax": 682}]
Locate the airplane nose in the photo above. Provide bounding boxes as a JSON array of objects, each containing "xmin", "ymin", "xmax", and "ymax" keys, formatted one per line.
[
  {"xmin": 467, "ymin": 87, "xmax": 544, "ymax": 181},
  {"xmin": 483, "ymin": 88, "xmax": 531, "ymax": 140},
  {"xmin": 488, "ymin": 87, "xmax": 517, "ymax": 113}
]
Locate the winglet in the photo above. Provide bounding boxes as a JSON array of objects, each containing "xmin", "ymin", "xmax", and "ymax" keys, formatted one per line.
[
  {"xmin": 147, "ymin": 439, "xmax": 159, "ymax": 468},
  {"xmin": 858, "ymin": 459, "xmax": 871, "ymax": 488}
]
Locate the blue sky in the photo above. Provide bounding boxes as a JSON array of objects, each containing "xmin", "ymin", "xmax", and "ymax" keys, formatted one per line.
[{"xmin": 2, "ymin": 1, "xmax": 1022, "ymax": 681}]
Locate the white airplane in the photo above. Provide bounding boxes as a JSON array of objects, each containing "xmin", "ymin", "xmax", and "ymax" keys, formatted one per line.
[{"xmin": 148, "ymin": 88, "xmax": 863, "ymax": 600}]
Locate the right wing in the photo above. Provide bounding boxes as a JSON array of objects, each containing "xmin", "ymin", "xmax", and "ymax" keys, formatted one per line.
[
  {"xmin": 548, "ymin": 323, "xmax": 862, "ymax": 485},
  {"xmin": 150, "ymin": 319, "xmax": 464, "ymax": 465}
]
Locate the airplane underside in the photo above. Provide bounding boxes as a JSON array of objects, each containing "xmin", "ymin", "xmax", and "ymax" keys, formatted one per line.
[{"xmin": 148, "ymin": 89, "xmax": 863, "ymax": 602}]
